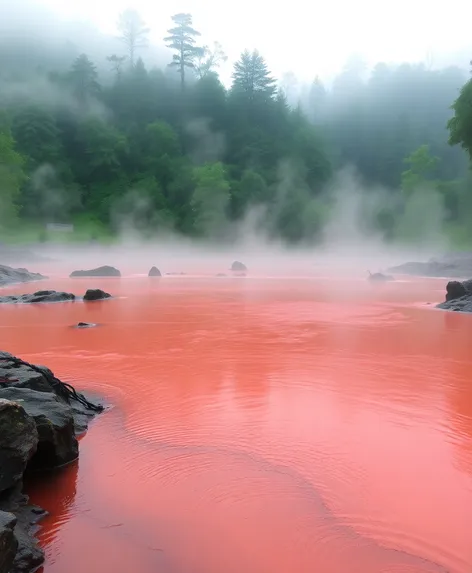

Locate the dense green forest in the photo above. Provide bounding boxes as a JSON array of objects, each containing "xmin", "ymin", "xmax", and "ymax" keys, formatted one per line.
[{"xmin": 1, "ymin": 9, "xmax": 472, "ymax": 245}]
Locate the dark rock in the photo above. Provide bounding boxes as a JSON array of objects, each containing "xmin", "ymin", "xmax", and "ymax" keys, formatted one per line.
[
  {"xmin": 75, "ymin": 322, "xmax": 97, "ymax": 328},
  {"xmin": 445, "ymin": 279, "xmax": 472, "ymax": 302},
  {"xmin": 388, "ymin": 253, "xmax": 472, "ymax": 278},
  {"xmin": 0, "ymin": 389, "xmax": 78, "ymax": 470},
  {"xmin": 148, "ymin": 266, "xmax": 161, "ymax": 277},
  {"xmin": 0, "ymin": 351, "xmax": 103, "ymax": 433},
  {"xmin": 0, "ymin": 290, "xmax": 75, "ymax": 304},
  {"xmin": 0, "ymin": 511, "xmax": 17, "ymax": 573},
  {"xmin": 436, "ymin": 278, "xmax": 472, "ymax": 313},
  {"xmin": 231, "ymin": 261, "xmax": 247, "ymax": 272},
  {"xmin": 0, "ymin": 400, "xmax": 38, "ymax": 493},
  {"xmin": 83, "ymin": 289, "xmax": 111, "ymax": 301},
  {"xmin": 0, "ymin": 265, "xmax": 46, "ymax": 288},
  {"xmin": 70, "ymin": 265, "xmax": 121, "ymax": 277},
  {"xmin": 0, "ymin": 353, "xmax": 56, "ymax": 395},
  {"xmin": 367, "ymin": 272, "xmax": 395, "ymax": 282},
  {"xmin": 0, "ymin": 487, "xmax": 46, "ymax": 573},
  {"xmin": 0, "ymin": 352, "xmax": 102, "ymax": 573}
]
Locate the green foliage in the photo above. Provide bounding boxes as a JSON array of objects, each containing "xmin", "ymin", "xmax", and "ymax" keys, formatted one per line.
[
  {"xmin": 191, "ymin": 162, "xmax": 230, "ymax": 235},
  {"xmin": 0, "ymin": 127, "xmax": 27, "ymax": 225},
  {"xmin": 2, "ymin": 11, "xmax": 472, "ymax": 245},
  {"xmin": 68, "ymin": 54, "xmax": 100, "ymax": 107},
  {"xmin": 401, "ymin": 144, "xmax": 439, "ymax": 196},
  {"xmin": 232, "ymin": 50, "xmax": 277, "ymax": 102},
  {"xmin": 448, "ymin": 76, "xmax": 472, "ymax": 160}
]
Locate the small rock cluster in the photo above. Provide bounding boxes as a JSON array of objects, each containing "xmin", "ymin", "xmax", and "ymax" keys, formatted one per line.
[{"xmin": 0, "ymin": 289, "xmax": 111, "ymax": 304}]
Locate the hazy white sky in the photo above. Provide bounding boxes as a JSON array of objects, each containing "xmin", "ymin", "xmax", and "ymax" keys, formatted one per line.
[{"xmin": 42, "ymin": 0, "xmax": 471, "ymax": 82}]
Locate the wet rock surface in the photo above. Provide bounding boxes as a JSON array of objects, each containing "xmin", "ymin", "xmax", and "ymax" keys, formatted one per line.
[
  {"xmin": 0, "ymin": 401, "xmax": 38, "ymax": 493},
  {"xmin": 0, "ymin": 290, "xmax": 112, "ymax": 304},
  {"xmin": 0, "ymin": 351, "xmax": 103, "ymax": 572},
  {"xmin": 0, "ymin": 290, "xmax": 75, "ymax": 304},
  {"xmin": 0, "ymin": 511, "xmax": 17, "ymax": 573},
  {"xmin": 0, "ymin": 388, "xmax": 78, "ymax": 470},
  {"xmin": 148, "ymin": 266, "xmax": 161, "ymax": 277},
  {"xmin": 83, "ymin": 288, "xmax": 111, "ymax": 301},
  {"xmin": 70, "ymin": 265, "xmax": 121, "ymax": 277},
  {"xmin": 0, "ymin": 266, "xmax": 46, "ymax": 288},
  {"xmin": 436, "ymin": 278, "xmax": 472, "ymax": 312}
]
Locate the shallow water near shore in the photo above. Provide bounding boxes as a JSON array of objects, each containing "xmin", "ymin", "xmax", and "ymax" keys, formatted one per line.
[{"xmin": 1, "ymin": 271, "xmax": 471, "ymax": 573}]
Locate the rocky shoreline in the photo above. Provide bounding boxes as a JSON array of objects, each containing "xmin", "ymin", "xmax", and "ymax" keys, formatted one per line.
[{"xmin": 0, "ymin": 352, "xmax": 103, "ymax": 573}]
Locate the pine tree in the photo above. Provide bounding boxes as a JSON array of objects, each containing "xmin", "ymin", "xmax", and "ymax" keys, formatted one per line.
[
  {"xmin": 165, "ymin": 13, "xmax": 203, "ymax": 91},
  {"xmin": 232, "ymin": 50, "xmax": 276, "ymax": 102}
]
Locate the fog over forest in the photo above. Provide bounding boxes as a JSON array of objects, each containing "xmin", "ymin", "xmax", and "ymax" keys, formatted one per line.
[{"xmin": 1, "ymin": 0, "xmax": 472, "ymax": 251}]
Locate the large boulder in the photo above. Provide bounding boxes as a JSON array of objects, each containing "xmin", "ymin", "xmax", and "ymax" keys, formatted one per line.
[
  {"xmin": 0, "ymin": 388, "xmax": 78, "ymax": 470},
  {"xmin": 70, "ymin": 265, "xmax": 121, "ymax": 277},
  {"xmin": 0, "ymin": 511, "xmax": 17, "ymax": 573},
  {"xmin": 436, "ymin": 278, "xmax": 472, "ymax": 312},
  {"xmin": 83, "ymin": 289, "xmax": 111, "ymax": 301},
  {"xmin": 0, "ymin": 352, "xmax": 59, "ymax": 395},
  {"xmin": 0, "ymin": 401, "xmax": 38, "ymax": 493},
  {"xmin": 445, "ymin": 279, "xmax": 472, "ymax": 301},
  {"xmin": 148, "ymin": 266, "xmax": 161, "ymax": 277},
  {"xmin": 0, "ymin": 351, "xmax": 102, "ymax": 433},
  {"xmin": 231, "ymin": 261, "xmax": 247, "ymax": 272},
  {"xmin": 0, "ymin": 265, "xmax": 46, "ymax": 288},
  {"xmin": 0, "ymin": 290, "xmax": 75, "ymax": 304}
]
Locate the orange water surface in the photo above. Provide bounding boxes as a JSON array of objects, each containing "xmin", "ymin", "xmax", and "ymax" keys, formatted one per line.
[{"xmin": 1, "ymin": 273, "xmax": 471, "ymax": 573}]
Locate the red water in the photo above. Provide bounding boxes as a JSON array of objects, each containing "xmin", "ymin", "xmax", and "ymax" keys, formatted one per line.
[{"xmin": 1, "ymin": 274, "xmax": 472, "ymax": 573}]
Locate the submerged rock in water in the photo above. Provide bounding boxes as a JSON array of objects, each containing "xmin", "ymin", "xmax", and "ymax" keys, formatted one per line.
[
  {"xmin": 231, "ymin": 261, "xmax": 247, "ymax": 272},
  {"xmin": 0, "ymin": 265, "xmax": 46, "ymax": 288},
  {"xmin": 436, "ymin": 278, "xmax": 472, "ymax": 312},
  {"xmin": 0, "ymin": 351, "xmax": 103, "ymax": 573},
  {"xmin": 70, "ymin": 265, "xmax": 121, "ymax": 278},
  {"xmin": 0, "ymin": 290, "xmax": 75, "ymax": 304},
  {"xmin": 148, "ymin": 266, "xmax": 161, "ymax": 277},
  {"xmin": 367, "ymin": 272, "xmax": 395, "ymax": 282},
  {"xmin": 75, "ymin": 322, "xmax": 97, "ymax": 328},
  {"xmin": 83, "ymin": 288, "xmax": 111, "ymax": 301}
]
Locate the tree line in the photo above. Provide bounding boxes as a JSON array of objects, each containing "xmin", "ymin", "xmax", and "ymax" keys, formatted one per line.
[{"xmin": 0, "ymin": 9, "xmax": 471, "ymax": 245}]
